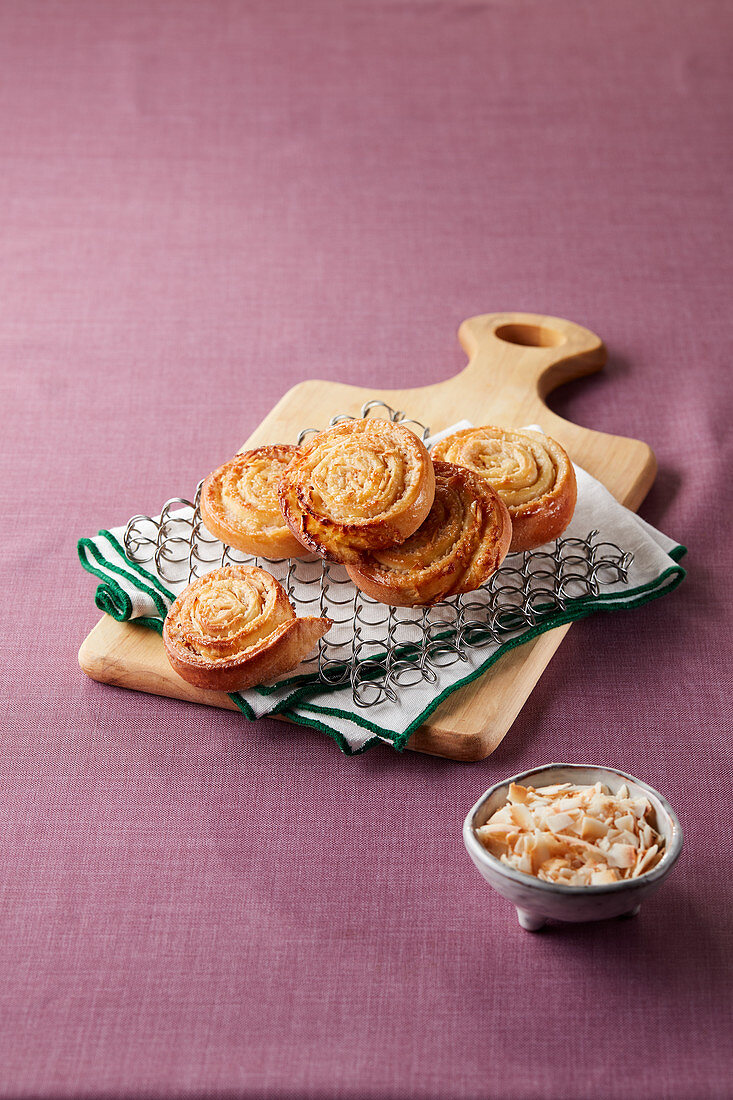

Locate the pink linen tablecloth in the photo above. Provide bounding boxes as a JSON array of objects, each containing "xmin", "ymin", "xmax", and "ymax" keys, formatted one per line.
[{"xmin": 1, "ymin": 1, "xmax": 731, "ymax": 1097}]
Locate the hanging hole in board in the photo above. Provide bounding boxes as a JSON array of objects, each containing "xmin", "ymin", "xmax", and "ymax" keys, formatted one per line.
[{"xmin": 494, "ymin": 323, "xmax": 566, "ymax": 348}]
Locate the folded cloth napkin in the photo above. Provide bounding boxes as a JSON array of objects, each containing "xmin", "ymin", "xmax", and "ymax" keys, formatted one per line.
[{"xmin": 78, "ymin": 425, "xmax": 686, "ymax": 754}]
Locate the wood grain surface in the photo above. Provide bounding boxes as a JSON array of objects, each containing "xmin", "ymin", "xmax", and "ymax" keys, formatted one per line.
[{"xmin": 79, "ymin": 312, "xmax": 656, "ymax": 760}]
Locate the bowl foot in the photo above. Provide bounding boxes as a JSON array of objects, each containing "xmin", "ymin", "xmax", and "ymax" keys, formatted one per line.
[
  {"xmin": 516, "ymin": 907, "xmax": 545, "ymax": 932},
  {"xmin": 619, "ymin": 903, "xmax": 641, "ymax": 920}
]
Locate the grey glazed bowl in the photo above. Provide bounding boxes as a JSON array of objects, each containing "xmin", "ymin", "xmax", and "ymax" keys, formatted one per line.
[{"xmin": 463, "ymin": 763, "xmax": 683, "ymax": 931}]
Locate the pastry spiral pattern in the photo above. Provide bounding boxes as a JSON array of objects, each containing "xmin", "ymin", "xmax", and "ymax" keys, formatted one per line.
[
  {"xmin": 278, "ymin": 419, "xmax": 436, "ymax": 564},
  {"xmin": 163, "ymin": 566, "xmax": 331, "ymax": 692},
  {"xmin": 200, "ymin": 445, "xmax": 305, "ymax": 559},
  {"xmin": 346, "ymin": 461, "xmax": 512, "ymax": 606},
  {"xmin": 431, "ymin": 426, "xmax": 576, "ymax": 552}
]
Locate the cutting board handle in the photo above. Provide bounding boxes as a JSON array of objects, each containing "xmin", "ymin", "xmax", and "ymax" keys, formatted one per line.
[{"xmin": 458, "ymin": 312, "xmax": 606, "ymax": 400}]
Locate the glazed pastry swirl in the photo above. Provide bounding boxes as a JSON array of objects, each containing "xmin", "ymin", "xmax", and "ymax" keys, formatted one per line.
[
  {"xmin": 279, "ymin": 419, "xmax": 435, "ymax": 563},
  {"xmin": 163, "ymin": 566, "xmax": 331, "ymax": 691},
  {"xmin": 346, "ymin": 461, "xmax": 512, "ymax": 606},
  {"xmin": 200, "ymin": 445, "xmax": 304, "ymax": 559},
  {"xmin": 432, "ymin": 427, "xmax": 576, "ymax": 552}
]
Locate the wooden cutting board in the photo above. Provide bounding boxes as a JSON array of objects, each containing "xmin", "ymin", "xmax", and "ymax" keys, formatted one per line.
[{"xmin": 79, "ymin": 312, "xmax": 656, "ymax": 760}]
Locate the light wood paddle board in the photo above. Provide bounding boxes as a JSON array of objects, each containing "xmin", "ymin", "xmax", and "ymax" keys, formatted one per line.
[{"xmin": 79, "ymin": 312, "xmax": 656, "ymax": 760}]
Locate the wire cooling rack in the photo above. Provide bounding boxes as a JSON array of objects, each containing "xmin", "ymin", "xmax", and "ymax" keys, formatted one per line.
[{"xmin": 124, "ymin": 401, "xmax": 634, "ymax": 708}]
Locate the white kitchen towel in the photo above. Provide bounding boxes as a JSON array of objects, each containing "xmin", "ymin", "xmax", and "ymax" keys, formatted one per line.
[{"xmin": 78, "ymin": 425, "xmax": 686, "ymax": 754}]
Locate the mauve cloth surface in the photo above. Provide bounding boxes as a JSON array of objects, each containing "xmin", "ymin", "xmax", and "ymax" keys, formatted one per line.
[{"xmin": 0, "ymin": 1, "xmax": 731, "ymax": 1097}]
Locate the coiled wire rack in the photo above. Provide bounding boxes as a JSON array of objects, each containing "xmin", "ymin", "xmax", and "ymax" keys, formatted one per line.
[{"xmin": 124, "ymin": 401, "xmax": 634, "ymax": 708}]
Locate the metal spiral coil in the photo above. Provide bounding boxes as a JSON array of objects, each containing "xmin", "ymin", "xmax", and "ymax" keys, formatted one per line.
[
  {"xmin": 297, "ymin": 398, "xmax": 431, "ymax": 447},
  {"xmin": 123, "ymin": 403, "xmax": 634, "ymax": 709}
]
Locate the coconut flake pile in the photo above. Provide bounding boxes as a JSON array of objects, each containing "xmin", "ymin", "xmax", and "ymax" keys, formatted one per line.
[{"xmin": 476, "ymin": 781, "xmax": 665, "ymax": 886}]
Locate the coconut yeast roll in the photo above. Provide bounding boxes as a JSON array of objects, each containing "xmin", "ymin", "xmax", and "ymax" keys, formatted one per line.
[
  {"xmin": 431, "ymin": 426, "xmax": 576, "ymax": 552},
  {"xmin": 200, "ymin": 445, "xmax": 305, "ymax": 559},
  {"xmin": 163, "ymin": 565, "xmax": 331, "ymax": 692},
  {"xmin": 278, "ymin": 418, "xmax": 435, "ymax": 564},
  {"xmin": 346, "ymin": 461, "xmax": 512, "ymax": 606}
]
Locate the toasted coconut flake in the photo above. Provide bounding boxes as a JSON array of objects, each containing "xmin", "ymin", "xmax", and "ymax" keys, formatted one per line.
[
  {"xmin": 607, "ymin": 843, "xmax": 637, "ymax": 869},
  {"xmin": 553, "ymin": 795, "xmax": 586, "ymax": 813},
  {"xmin": 633, "ymin": 844, "xmax": 661, "ymax": 877},
  {"xmin": 478, "ymin": 780, "xmax": 665, "ymax": 887},
  {"xmin": 591, "ymin": 867, "xmax": 620, "ymax": 885},
  {"xmin": 510, "ymin": 802, "xmax": 534, "ymax": 830},
  {"xmin": 587, "ymin": 793, "xmax": 608, "ymax": 818},
  {"xmin": 616, "ymin": 829, "xmax": 640, "ymax": 848},
  {"xmin": 544, "ymin": 811, "xmax": 576, "ymax": 833},
  {"xmin": 580, "ymin": 815, "xmax": 609, "ymax": 841}
]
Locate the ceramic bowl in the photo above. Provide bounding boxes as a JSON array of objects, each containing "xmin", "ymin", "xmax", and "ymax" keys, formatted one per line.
[{"xmin": 463, "ymin": 763, "xmax": 683, "ymax": 931}]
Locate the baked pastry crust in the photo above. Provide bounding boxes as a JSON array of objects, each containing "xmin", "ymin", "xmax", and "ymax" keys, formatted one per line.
[
  {"xmin": 432, "ymin": 426, "xmax": 576, "ymax": 552},
  {"xmin": 346, "ymin": 461, "xmax": 512, "ymax": 606},
  {"xmin": 200, "ymin": 445, "xmax": 305, "ymax": 559},
  {"xmin": 163, "ymin": 565, "xmax": 331, "ymax": 692},
  {"xmin": 278, "ymin": 419, "xmax": 436, "ymax": 564}
]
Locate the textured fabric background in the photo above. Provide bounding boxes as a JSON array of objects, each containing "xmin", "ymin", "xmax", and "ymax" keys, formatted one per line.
[{"xmin": 1, "ymin": 1, "xmax": 731, "ymax": 1097}]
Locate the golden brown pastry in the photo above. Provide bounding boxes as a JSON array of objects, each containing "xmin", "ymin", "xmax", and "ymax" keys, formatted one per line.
[
  {"xmin": 200, "ymin": 445, "xmax": 305, "ymax": 559},
  {"xmin": 346, "ymin": 461, "xmax": 512, "ymax": 606},
  {"xmin": 431, "ymin": 426, "xmax": 576, "ymax": 552},
  {"xmin": 163, "ymin": 565, "xmax": 331, "ymax": 692},
  {"xmin": 278, "ymin": 419, "xmax": 436, "ymax": 564}
]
